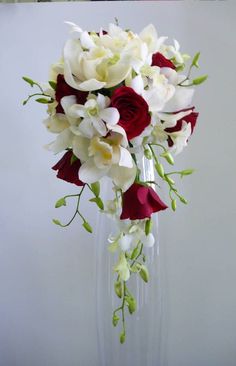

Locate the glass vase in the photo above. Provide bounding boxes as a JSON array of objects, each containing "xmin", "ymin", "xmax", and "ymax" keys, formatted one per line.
[{"xmin": 95, "ymin": 154, "xmax": 163, "ymax": 366}]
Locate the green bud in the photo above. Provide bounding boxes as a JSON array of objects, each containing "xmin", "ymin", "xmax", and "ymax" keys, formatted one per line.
[
  {"xmin": 180, "ymin": 169, "xmax": 194, "ymax": 177},
  {"xmin": 144, "ymin": 148, "xmax": 152, "ymax": 160},
  {"xmin": 161, "ymin": 151, "xmax": 174, "ymax": 165},
  {"xmin": 89, "ymin": 197, "xmax": 104, "ymax": 210},
  {"xmin": 165, "ymin": 175, "xmax": 175, "ymax": 185},
  {"xmin": 126, "ymin": 296, "xmax": 136, "ymax": 314},
  {"xmin": 114, "ymin": 281, "xmax": 122, "ymax": 298},
  {"xmin": 155, "ymin": 163, "xmax": 164, "ymax": 178},
  {"xmin": 171, "ymin": 199, "xmax": 177, "ymax": 211},
  {"xmin": 52, "ymin": 219, "xmax": 63, "ymax": 226},
  {"xmin": 130, "ymin": 264, "xmax": 140, "ymax": 273},
  {"xmin": 192, "ymin": 75, "xmax": 208, "ymax": 85},
  {"xmin": 142, "ymin": 254, "xmax": 146, "ymax": 263},
  {"xmin": 90, "ymin": 182, "xmax": 100, "ymax": 197},
  {"xmin": 131, "ymin": 245, "xmax": 140, "ymax": 260},
  {"xmin": 112, "ymin": 313, "xmax": 120, "ymax": 327},
  {"xmin": 191, "ymin": 52, "xmax": 200, "ymax": 68},
  {"xmin": 35, "ymin": 98, "xmax": 52, "ymax": 104},
  {"xmin": 145, "ymin": 218, "xmax": 153, "ymax": 235},
  {"xmin": 82, "ymin": 221, "xmax": 93, "ymax": 233},
  {"xmin": 139, "ymin": 265, "xmax": 149, "ymax": 283},
  {"xmin": 55, "ymin": 197, "xmax": 66, "ymax": 208},
  {"xmin": 48, "ymin": 80, "xmax": 57, "ymax": 90},
  {"xmin": 179, "ymin": 196, "xmax": 188, "ymax": 204},
  {"xmin": 22, "ymin": 76, "xmax": 35, "ymax": 87},
  {"xmin": 175, "ymin": 64, "xmax": 185, "ymax": 72},
  {"xmin": 120, "ymin": 331, "xmax": 126, "ymax": 344},
  {"xmin": 70, "ymin": 153, "xmax": 78, "ymax": 165}
]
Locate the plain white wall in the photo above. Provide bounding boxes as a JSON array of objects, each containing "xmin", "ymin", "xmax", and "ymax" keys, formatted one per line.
[{"xmin": 0, "ymin": 2, "xmax": 236, "ymax": 366}]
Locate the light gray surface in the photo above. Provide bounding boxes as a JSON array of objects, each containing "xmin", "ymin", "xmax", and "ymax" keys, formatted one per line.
[{"xmin": 0, "ymin": 2, "xmax": 235, "ymax": 366}]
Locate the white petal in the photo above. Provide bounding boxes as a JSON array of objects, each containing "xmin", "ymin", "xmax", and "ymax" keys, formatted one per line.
[
  {"xmin": 119, "ymin": 147, "xmax": 133, "ymax": 168},
  {"xmin": 65, "ymin": 21, "xmax": 83, "ymax": 34},
  {"xmin": 130, "ymin": 75, "xmax": 144, "ymax": 95},
  {"xmin": 158, "ymin": 109, "xmax": 193, "ymax": 128},
  {"xmin": 141, "ymin": 233, "xmax": 155, "ymax": 248},
  {"xmin": 119, "ymin": 234, "xmax": 133, "ymax": 251},
  {"xmin": 96, "ymin": 93, "xmax": 109, "ymax": 109},
  {"xmin": 108, "ymin": 124, "xmax": 128, "ymax": 147},
  {"xmin": 106, "ymin": 63, "xmax": 131, "ymax": 88},
  {"xmin": 72, "ymin": 135, "xmax": 90, "ymax": 161},
  {"xmin": 80, "ymin": 31, "xmax": 95, "ymax": 49},
  {"xmin": 163, "ymin": 87, "xmax": 194, "ymax": 113},
  {"xmin": 91, "ymin": 117, "xmax": 107, "ymax": 136},
  {"xmin": 78, "ymin": 118, "xmax": 94, "ymax": 138},
  {"xmin": 68, "ymin": 104, "xmax": 85, "ymax": 118},
  {"xmin": 47, "ymin": 129, "xmax": 73, "ymax": 153},
  {"xmin": 79, "ymin": 159, "xmax": 109, "ymax": 183},
  {"xmin": 100, "ymin": 108, "xmax": 120, "ymax": 126},
  {"xmin": 43, "ymin": 114, "xmax": 69, "ymax": 134},
  {"xmin": 60, "ymin": 95, "xmax": 77, "ymax": 115},
  {"xmin": 78, "ymin": 79, "xmax": 106, "ymax": 91},
  {"xmin": 108, "ymin": 164, "xmax": 136, "ymax": 191}
]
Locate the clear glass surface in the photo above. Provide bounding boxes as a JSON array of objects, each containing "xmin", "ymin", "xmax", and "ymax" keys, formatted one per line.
[{"xmin": 95, "ymin": 155, "xmax": 163, "ymax": 366}]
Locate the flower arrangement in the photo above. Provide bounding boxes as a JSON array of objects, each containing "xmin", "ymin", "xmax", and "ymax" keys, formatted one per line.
[{"xmin": 23, "ymin": 21, "xmax": 207, "ymax": 343}]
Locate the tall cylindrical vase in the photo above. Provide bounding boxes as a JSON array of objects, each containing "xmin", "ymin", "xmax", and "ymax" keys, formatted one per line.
[{"xmin": 95, "ymin": 154, "xmax": 163, "ymax": 366}]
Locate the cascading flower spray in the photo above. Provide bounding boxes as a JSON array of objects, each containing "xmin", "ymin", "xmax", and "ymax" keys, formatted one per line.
[{"xmin": 23, "ymin": 21, "xmax": 207, "ymax": 343}]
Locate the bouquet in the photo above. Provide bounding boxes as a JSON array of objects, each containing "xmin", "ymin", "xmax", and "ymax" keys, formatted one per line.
[{"xmin": 23, "ymin": 21, "xmax": 207, "ymax": 343}]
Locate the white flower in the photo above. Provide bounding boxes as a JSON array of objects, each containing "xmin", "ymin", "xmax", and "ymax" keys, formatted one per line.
[
  {"xmin": 63, "ymin": 38, "xmax": 131, "ymax": 91},
  {"xmin": 114, "ymin": 252, "xmax": 130, "ymax": 281},
  {"xmin": 61, "ymin": 93, "xmax": 120, "ymax": 138},
  {"xmin": 163, "ymin": 86, "xmax": 194, "ymax": 113},
  {"xmin": 168, "ymin": 121, "xmax": 192, "ymax": 155},
  {"xmin": 139, "ymin": 24, "xmax": 167, "ymax": 54},
  {"xmin": 73, "ymin": 133, "xmax": 136, "ymax": 191},
  {"xmin": 43, "ymin": 114, "xmax": 70, "ymax": 134}
]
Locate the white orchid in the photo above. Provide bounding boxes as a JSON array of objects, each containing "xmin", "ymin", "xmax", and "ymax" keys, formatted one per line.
[
  {"xmin": 114, "ymin": 252, "xmax": 130, "ymax": 281},
  {"xmin": 61, "ymin": 93, "xmax": 120, "ymax": 138},
  {"xmin": 168, "ymin": 121, "xmax": 192, "ymax": 155}
]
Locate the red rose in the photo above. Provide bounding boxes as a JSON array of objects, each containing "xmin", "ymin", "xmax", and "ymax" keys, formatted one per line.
[
  {"xmin": 111, "ymin": 86, "xmax": 151, "ymax": 140},
  {"xmin": 52, "ymin": 150, "xmax": 84, "ymax": 186},
  {"xmin": 55, "ymin": 74, "xmax": 88, "ymax": 114},
  {"xmin": 152, "ymin": 52, "xmax": 176, "ymax": 69},
  {"xmin": 120, "ymin": 183, "xmax": 168, "ymax": 220}
]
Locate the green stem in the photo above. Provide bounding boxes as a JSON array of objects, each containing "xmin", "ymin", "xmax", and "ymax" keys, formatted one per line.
[{"xmin": 59, "ymin": 186, "xmax": 85, "ymax": 227}]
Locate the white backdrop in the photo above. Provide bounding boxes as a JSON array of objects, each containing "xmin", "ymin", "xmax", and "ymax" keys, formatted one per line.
[{"xmin": 0, "ymin": 2, "xmax": 236, "ymax": 366}]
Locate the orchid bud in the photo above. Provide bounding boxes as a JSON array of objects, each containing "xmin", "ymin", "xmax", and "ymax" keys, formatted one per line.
[
  {"xmin": 139, "ymin": 265, "xmax": 149, "ymax": 283},
  {"xmin": 161, "ymin": 151, "xmax": 174, "ymax": 165},
  {"xmin": 144, "ymin": 148, "xmax": 152, "ymax": 160},
  {"xmin": 120, "ymin": 331, "xmax": 126, "ymax": 344},
  {"xmin": 126, "ymin": 297, "xmax": 136, "ymax": 314},
  {"xmin": 52, "ymin": 219, "xmax": 62, "ymax": 226},
  {"xmin": 191, "ymin": 52, "xmax": 200, "ymax": 68},
  {"xmin": 180, "ymin": 169, "xmax": 194, "ymax": 177},
  {"xmin": 145, "ymin": 218, "xmax": 153, "ymax": 235},
  {"xmin": 165, "ymin": 175, "xmax": 175, "ymax": 185},
  {"xmin": 82, "ymin": 221, "xmax": 93, "ymax": 233},
  {"xmin": 114, "ymin": 281, "xmax": 122, "ymax": 298},
  {"xmin": 55, "ymin": 197, "xmax": 66, "ymax": 208},
  {"xmin": 171, "ymin": 199, "xmax": 177, "ymax": 211},
  {"xmin": 179, "ymin": 196, "xmax": 188, "ymax": 204},
  {"xmin": 112, "ymin": 313, "xmax": 120, "ymax": 327},
  {"xmin": 155, "ymin": 163, "xmax": 164, "ymax": 178},
  {"xmin": 192, "ymin": 75, "xmax": 208, "ymax": 85},
  {"xmin": 131, "ymin": 246, "xmax": 140, "ymax": 260},
  {"xmin": 90, "ymin": 182, "xmax": 100, "ymax": 197}
]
